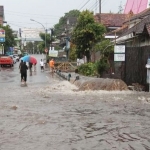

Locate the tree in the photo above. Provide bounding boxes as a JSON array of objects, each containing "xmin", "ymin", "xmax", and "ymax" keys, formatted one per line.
[
  {"xmin": 0, "ymin": 25, "xmax": 16, "ymax": 53},
  {"xmin": 54, "ymin": 10, "xmax": 80, "ymax": 36},
  {"xmin": 39, "ymin": 31, "xmax": 56, "ymax": 53},
  {"xmin": 95, "ymin": 39, "xmax": 114, "ymax": 59},
  {"xmin": 71, "ymin": 10, "xmax": 106, "ymax": 62},
  {"xmin": 69, "ymin": 43, "xmax": 77, "ymax": 61},
  {"xmin": 94, "ymin": 39, "xmax": 114, "ymax": 76},
  {"xmin": 25, "ymin": 41, "xmax": 39, "ymax": 54}
]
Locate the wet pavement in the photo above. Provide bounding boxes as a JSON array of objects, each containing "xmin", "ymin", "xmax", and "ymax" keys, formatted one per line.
[{"xmin": 0, "ymin": 55, "xmax": 150, "ymax": 150}]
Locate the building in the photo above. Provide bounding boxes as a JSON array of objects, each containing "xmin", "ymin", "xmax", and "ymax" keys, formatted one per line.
[
  {"xmin": 95, "ymin": 13, "xmax": 128, "ymax": 31},
  {"xmin": 108, "ymin": 8, "xmax": 150, "ymax": 90},
  {"xmin": 0, "ymin": 6, "xmax": 4, "ymax": 26},
  {"xmin": 21, "ymin": 28, "xmax": 45, "ymax": 42},
  {"xmin": 116, "ymin": 8, "xmax": 150, "ymax": 46}
]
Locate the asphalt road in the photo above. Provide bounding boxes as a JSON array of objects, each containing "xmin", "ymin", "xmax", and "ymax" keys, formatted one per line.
[{"xmin": 0, "ymin": 54, "xmax": 54, "ymax": 87}]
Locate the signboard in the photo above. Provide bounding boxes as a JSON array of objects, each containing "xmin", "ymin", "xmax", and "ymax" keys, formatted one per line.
[
  {"xmin": 49, "ymin": 50, "xmax": 58, "ymax": 57},
  {"xmin": 0, "ymin": 29, "xmax": 5, "ymax": 42},
  {"xmin": 45, "ymin": 48, "xmax": 48, "ymax": 53},
  {"xmin": 0, "ymin": 37, "xmax": 5, "ymax": 42},
  {"xmin": 114, "ymin": 54, "xmax": 125, "ymax": 61},
  {"xmin": 0, "ymin": 29, "xmax": 5, "ymax": 37},
  {"xmin": 0, "ymin": 45, "xmax": 2, "ymax": 54},
  {"xmin": 114, "ymin": 45, "xmax": 125, "ymax": 53}
]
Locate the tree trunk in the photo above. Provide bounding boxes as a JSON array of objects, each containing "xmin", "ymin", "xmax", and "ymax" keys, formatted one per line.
[{"xmin": 85, "ymin": 50, "xmax": 90, "ymax": 63}]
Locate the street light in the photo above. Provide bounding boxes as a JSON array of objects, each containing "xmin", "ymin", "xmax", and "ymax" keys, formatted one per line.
[{"xmin": 30, "ymin": 19, "xmax": 46, "ymax": 50}]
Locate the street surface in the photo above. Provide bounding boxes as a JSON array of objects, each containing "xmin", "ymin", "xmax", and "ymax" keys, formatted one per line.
[{"xmin": 0, "ymin": 54, "xmax": 150, "ymax": 150}]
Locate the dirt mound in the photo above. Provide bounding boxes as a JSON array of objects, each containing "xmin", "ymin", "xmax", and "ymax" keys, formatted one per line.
[{"xmin": 72, "ymin": 78, "xmax": 128, "ymax": 91}]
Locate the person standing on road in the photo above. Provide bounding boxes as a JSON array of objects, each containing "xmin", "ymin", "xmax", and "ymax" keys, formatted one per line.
[
  {"xmin": 40, "ymin": 59, "xmax": 44, "ymax": 72},
  {"xmin": 19, "ymin": 60, "xmax": 24, "ymax": 81},
  {"xmin": 33, "ymin": 63, "xmax": 36, "ymax": 72},
  {"xmin": 19, "ymin": 60, "xmax": 23, "ymax": 72},
  {"xmin": 29, "ymin": 62, "xmax": 33, "ymax": 76},
  {"xmin": 21, "ymin": 62, "xmax": 28, "ymax": 84},
  {"xmin": 49, "ymin": 58, "xmax": 55, "ymax": 77}
]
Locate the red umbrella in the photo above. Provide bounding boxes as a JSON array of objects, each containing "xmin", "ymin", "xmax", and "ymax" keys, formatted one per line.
[{"xmin": 29, "ymin": 56, "xmax": 37, "ymax": 64}]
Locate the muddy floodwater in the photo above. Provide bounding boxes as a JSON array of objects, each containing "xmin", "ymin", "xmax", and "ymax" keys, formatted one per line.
[{"xmin": 0, "ymin": 79, "xmax": 150, "ymax": 150}]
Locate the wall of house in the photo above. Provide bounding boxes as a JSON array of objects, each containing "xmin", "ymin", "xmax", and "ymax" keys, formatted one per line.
[
  {"xmin": 123, "ymin": 46, "xmax": 150, "ymax": 91},
  {"xmin": 125, "ymin": 35, "xmax": 150, "ymax": 47}
]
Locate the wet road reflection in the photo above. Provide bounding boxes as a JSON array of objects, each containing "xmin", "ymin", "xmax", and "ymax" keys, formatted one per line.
[{"xmin": 0, "ymin": 54, "xmax": 52, "ymax": 86}]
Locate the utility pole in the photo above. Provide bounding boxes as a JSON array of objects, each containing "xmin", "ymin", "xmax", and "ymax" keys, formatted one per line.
[{"xmin": 99, "ymin": 0, "xmax": 101, "ymax": 23}]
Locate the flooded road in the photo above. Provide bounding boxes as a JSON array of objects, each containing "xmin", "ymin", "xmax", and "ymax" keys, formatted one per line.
[{"xmin": 0, "ymin": 55, "xmax": 150, "ymax": 150}]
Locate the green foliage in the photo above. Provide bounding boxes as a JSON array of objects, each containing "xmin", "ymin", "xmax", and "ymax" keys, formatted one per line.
[
  {"xmin": 25, "ymin": 42, "xmax": 33, "ymax": 53},
  {"xmin": 69, "ymin": 44, "xmax": 77, "ymax": 61},
  {"xmin": 54, "ymin": 45, "xmax": 62, "ymax": 50},
  {"xmin": 54, "ymin": 10, "xmax": 80, "ymax": 36},
  {"xmin": 95, "ymin": 39, "xmax": 114, "ymax": 58},
  {"xmin": 25, "ymin": 41, "xmax": 39, "ymax": 54},
  {"xmin": 39, "ymin": 32, "xmax": 56, "ymax": 51},
  {"xmin": 0, "ymin": 25, "xmax": 16, "ymax": 51},
  {"xmin": 95, "ymin": 58, "xmax": 110, "ymax": 75},
  {"xmin": 78, "ymin": 62, "xmax": 96, "ymax": 76},
  {"xmin": 72, "ymin": 10, "xmax": 106, "ymax": 62}
]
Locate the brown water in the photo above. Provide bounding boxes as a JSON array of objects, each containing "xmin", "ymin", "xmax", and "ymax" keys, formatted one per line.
[{"xmin": 0, "ymin": 80, "xmax": 150, "ymax": 150}]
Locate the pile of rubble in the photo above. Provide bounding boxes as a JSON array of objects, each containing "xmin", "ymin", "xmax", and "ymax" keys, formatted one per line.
[
  {"xmin": 56, "ymin": 71, "xmax": 128, "ymax": 91},
  {"xmin": 71, "ymin": 77, "xmax": 128, "ymax": 91}
]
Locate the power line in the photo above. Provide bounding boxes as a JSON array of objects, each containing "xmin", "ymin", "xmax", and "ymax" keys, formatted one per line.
[
  {"xmin": 5, "ymin": 10, "xmax": 61, "ymax": 18},
  {"xmin": 5, "ymin": 12, "xmax": 60, "ymax": 19},
  {"xmin": 79, "ymin": 0, "xmax": 91, "ymax": 10},
  {"xmin": 89, "ymin": 0, "xmax": 98, "ymax": 12},
  {"xmin": 77, "ymin": 0, "xmax": 88, "ymax": 9}
]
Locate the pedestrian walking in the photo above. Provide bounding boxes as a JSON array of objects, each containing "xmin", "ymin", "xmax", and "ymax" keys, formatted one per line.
[
  {"xmin": 20, "ymin": 62, "xmax": 28, "ymax": 85},
  {"xmin": 19, "ymin": 60, "xmax": 24, "ymax": 81},
  {"xmin": 29, "ymin": 62, "xmax": 33, "ymax": 76},
  {"xmin": 40, "ymin": 59, "xmax": 44, "ymax": 72},
  {"xmin": 19, "ymin": 60, "xmax": 23, "ymax": 72},
  {"xmin": 49, "ymin": 58, "xmax": 55, "ymax": 77},
  {"xmin": 33, "ymin": 63, "xmax": 36, "ymax": 72}
]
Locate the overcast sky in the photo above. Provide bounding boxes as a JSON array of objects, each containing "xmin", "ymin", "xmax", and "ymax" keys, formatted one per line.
[{"xmin": 1, "ymin": 0, "xmax": 127, "ymax": 31}]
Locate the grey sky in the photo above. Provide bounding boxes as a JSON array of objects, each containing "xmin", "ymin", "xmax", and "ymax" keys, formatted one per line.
[{"xmin": 1, "ymin": 0, "xmax": 127, "ymax": 31}]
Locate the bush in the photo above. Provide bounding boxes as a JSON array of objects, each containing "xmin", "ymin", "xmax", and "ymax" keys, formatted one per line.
[
  {"xmin": 95, "ymin": 58, "xmax": 109, "ymax": 76},
  {"xmin": 78, "ymin": 62, "xmax": 96, "ymax": 76}
]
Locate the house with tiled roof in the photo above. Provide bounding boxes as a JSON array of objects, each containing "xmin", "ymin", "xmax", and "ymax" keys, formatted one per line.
[
  {"xmin": 110, "ymin": 8, "xmax": 150, "ymax": 90},
  {"xmin": 116, "ymin": 8, "xmax": 150, "ymax": 46},
  {"xmin": 94, "ymin": 13, "xmax": 128, "ymax": 39}
]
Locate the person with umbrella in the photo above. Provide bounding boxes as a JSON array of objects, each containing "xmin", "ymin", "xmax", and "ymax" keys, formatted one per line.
[
  {"xmin": 21, "ymin": 55, "xmax": 37, "ymax": 74},
  {"xmin": 19, "ymin": 60, "xmax": 24, "ymax": 81},
  {"xmin": 20, "ymin": 62, "xmax": 28, "ymax": 85}
]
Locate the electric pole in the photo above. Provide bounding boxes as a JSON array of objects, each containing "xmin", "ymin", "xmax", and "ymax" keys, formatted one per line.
[{"xmin": 99, "ymin": 0, "xmax": 101, "ymax": 23}]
